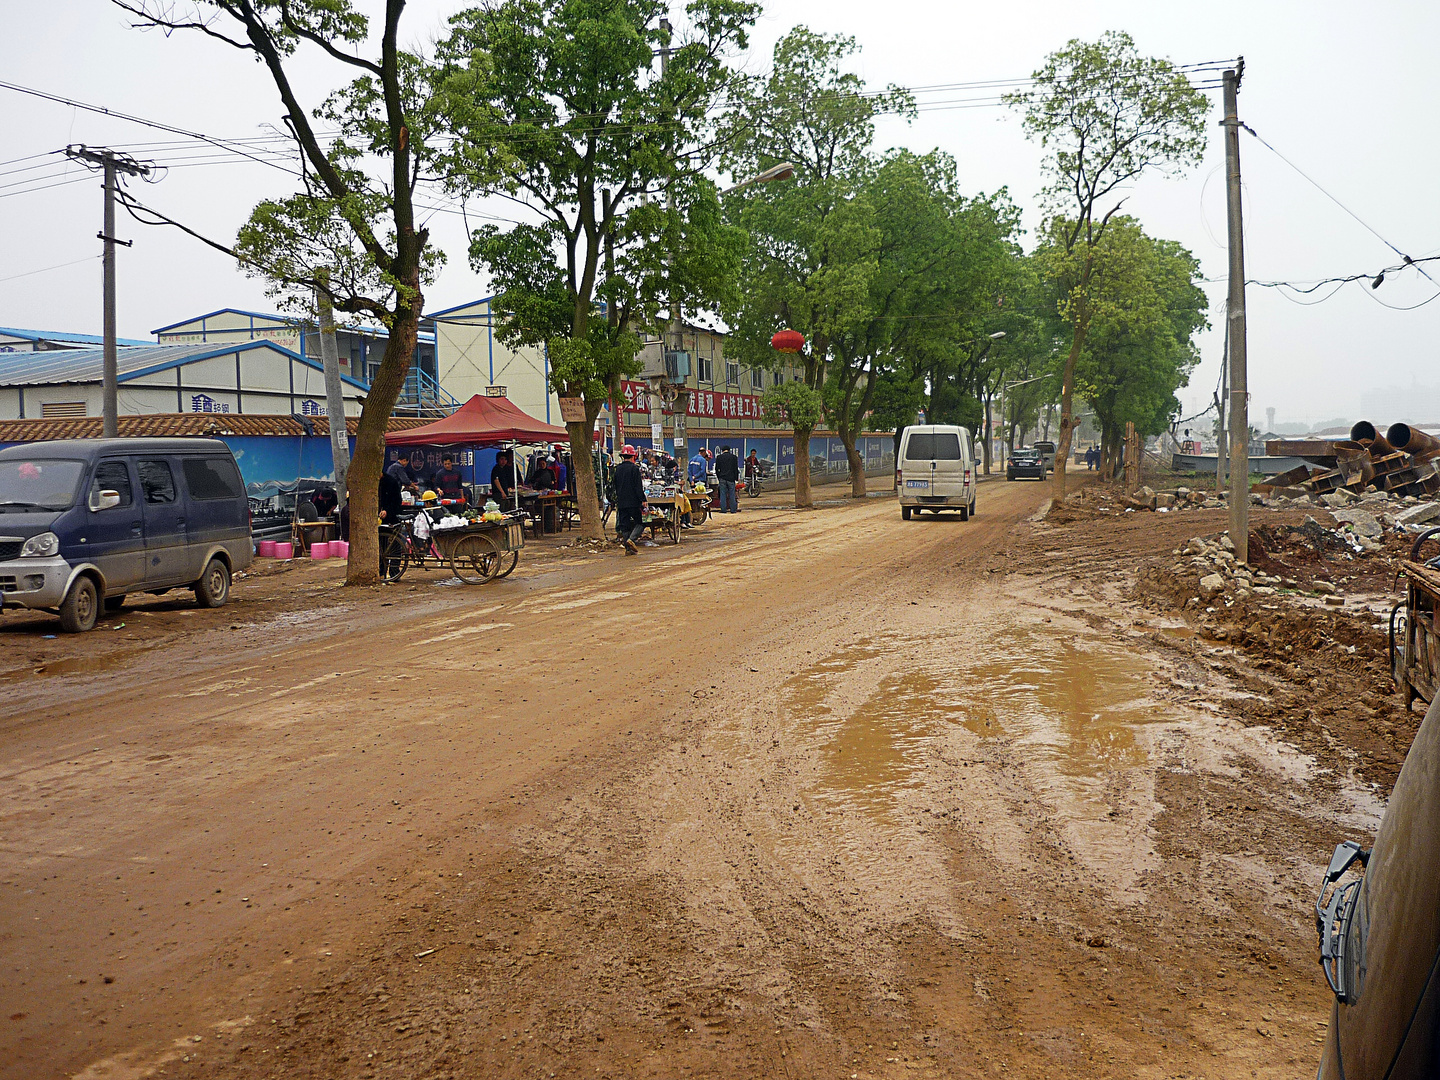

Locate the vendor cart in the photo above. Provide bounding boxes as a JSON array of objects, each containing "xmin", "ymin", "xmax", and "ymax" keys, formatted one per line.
[
  {"xmin": 1390, "ymin": 528, "xmax": 1440, "ymax": 707},
  {"xmin": 380, "ymin": 514, "xmax": 525, "ymax": 585}
]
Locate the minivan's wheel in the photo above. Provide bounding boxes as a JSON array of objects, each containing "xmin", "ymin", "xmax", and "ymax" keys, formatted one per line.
[
  {"xmin": 194, "ymin": 557, "xmax": 231, "ymax": 608},
  {"xmin": 104, "ymin": 594, "xmax": 126, "ymax": 613},
  {"xmin": 901, "ymin": 505, "xmax": 912, "ymax": 520},
  {"xmin": 59, "ymin": 576, "xmax": 99, "ymax": 633}
]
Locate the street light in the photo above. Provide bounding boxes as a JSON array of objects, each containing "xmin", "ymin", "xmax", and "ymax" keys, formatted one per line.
[{"xmin": 720, "ymin": 162, "xmax": 796, "ymax": 196}]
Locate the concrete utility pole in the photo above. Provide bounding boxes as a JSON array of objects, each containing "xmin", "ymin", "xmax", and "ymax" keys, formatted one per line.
[
  {"xmin": 1215, "ymin": 319, "xmax": 1228, "ymax": 495},
  {"xmin": 1223, "ymin": 62, "xmax": 1250, "ymax": 564},
  {"xmin": 656, "ymin": 16, "xmax": 692, "ymax": 486},
  {"xmin": 66, "ymin": 146, "xmax": 150, "ymax": 437},
  {"xmin": 316, "ymin": 279, "xmax": 350, "ymax": 505}
]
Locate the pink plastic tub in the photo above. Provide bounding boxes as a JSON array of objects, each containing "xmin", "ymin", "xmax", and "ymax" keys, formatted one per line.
[
  {"xmin": 310, "ymin": 541, "xmax": 331, "ymax": 559},
  {"xmin": 257, "ymin": 540, "xmax": 277, "ymax": 557},
  {"xmin": 334, "ymin": 540, "xmax": 350, "ymax": 558},
  {"xmin": 274, "ymin": 542, "xmax": 294, "ymax": 559}
]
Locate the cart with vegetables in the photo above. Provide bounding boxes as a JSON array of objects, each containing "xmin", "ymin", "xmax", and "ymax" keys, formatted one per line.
[{"xmin": 380, "ymin": 506, "xmax": 525, "ymax": 584}]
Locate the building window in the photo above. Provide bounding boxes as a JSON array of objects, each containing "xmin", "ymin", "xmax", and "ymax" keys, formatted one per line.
[
  {"xmin": 697, "ymin": 354, "xmax": 713, "ymax": 383},
  {"xmin": 40, "ymin": 401, "xmax": 86, "ymax": 418},
  {"xmin": 751, "ymin": 369, "xmax": 764, "ymax": 390},
  {"xmin": 726, "ymin": 360, "xmax": 739, "ymax": 386}
]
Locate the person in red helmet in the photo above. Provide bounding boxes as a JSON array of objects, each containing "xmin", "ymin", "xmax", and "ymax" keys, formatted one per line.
[{"xmin": 613, "ymin": 444, "xmax": 648, "ymax": 554}]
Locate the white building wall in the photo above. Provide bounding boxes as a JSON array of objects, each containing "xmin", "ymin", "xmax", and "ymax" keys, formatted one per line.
[{"xmin": 430, "ymin": 299, "xmax": 559, "ymax": 426}]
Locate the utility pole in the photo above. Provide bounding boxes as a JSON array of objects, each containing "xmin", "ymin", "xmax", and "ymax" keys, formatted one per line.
[
  {"xmin": 316, "ymin": 276, "xmax": 350, "ymax": 506},
  {"xmin": 66, "ymin": 145, "xmax": 150, "ymax": 437},
  {"xmin": 1223, "ymin": 61, "xmax": 1250, "ymax": 564},
  {"xmin": 1215, "ymin": 318, "xmax": 1228, "ymax": 495}
]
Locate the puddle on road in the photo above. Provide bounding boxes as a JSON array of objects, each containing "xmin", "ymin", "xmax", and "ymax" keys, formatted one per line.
[{"xmin": 784, "ymin": 624, "xmax": 1170, "ymax": 881}]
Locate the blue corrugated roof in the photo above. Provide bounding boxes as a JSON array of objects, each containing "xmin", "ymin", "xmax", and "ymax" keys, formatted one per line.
[
  {"xmin": 0, "ymin": 339, "xmax": 368, "ymax": 391},
  {"xmin": 0, "ymin": 326, "xmax": 152, "ymax": 348},
  {"xmin": 149, "ymin": 307, "xmax": 287, "ymax": 334}
]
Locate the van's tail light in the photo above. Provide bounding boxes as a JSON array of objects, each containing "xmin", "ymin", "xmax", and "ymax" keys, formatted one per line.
[
  {"xmin": 964, "ymin": 469, "xmax": 972, "ymax": 483},
  {"xmin": 895, "ymin": 469, "xmax": 902, "ymax": 486}
]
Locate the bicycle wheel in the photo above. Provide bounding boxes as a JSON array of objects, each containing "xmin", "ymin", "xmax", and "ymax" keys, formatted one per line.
[
  {"xmin": 495, "ymin": 550, "xmax": 520, "ymax": 579},
  {"xmin": 450, "ymin": 532, "xmax": 502, "ymax": 584},
  {"xmin": 380, "ymin": 530, "xmax": 409, "ymax": 582}
]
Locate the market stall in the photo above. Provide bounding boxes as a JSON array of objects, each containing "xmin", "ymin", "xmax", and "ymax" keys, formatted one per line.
[{"xmin": 384, "ymin": 395, "xmax": 571, "ymax": 576}]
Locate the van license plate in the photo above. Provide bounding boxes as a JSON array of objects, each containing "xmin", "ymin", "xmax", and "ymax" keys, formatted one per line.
[{"xmin": 906, "ymin": 480, "xmax": 929, "ymax": 488}]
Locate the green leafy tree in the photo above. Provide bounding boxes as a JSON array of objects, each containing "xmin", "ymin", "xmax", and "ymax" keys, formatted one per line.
[
  {"xmin": 1064, "ymin": 219, "xmax": 1207, "ymax": 477},
  {"xmin": 439, "ymin": 0, "xmax": 756, "ymax": 539},
  {"xmin": 721, "ymin": 28, "xmax": 910, "ymax": 507},
  {"xmin": 112, "ymin": 0, "xmax": 469, "ymax": 584},
  {"xmin": 760, "ymin": 382, "xmax": 824, "ymax": 481},
  {"xmin": 1006, "ymin": 31, "xmax": 1209, "ymax": 500}
]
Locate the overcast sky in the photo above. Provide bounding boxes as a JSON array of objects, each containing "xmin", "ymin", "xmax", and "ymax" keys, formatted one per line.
[{"xmin": 5, "ymin": 1, "xmax": 1438, "ymax": 429}]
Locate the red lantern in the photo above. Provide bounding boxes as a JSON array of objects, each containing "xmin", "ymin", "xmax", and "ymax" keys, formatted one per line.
[{"xmin": 771, "ymin": 329, "xmax": 805, "ymax": 354}]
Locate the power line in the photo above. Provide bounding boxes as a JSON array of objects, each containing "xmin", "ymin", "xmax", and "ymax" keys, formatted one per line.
[
  {"xmin": 1240, "ymin": 120, "xmax": 1439, "ymax": 289},
  {"xmin": 0, "ymin": 255, "xmax": 101, "ymax": 284}
]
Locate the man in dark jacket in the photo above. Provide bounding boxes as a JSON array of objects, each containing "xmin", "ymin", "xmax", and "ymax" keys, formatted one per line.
[
  {"xmin": 431, "ymin": 455, "xmax": 466, "ymax": 503},
  {"xmin": 378, "ymin": 468, "xmax": 403, "ymax": 526},
  {"xmin": 613, "ymin": 444, "xmax": 648, "ymax": 554},
  {"xmin": 714, "ymin": 445, "xmax": 740, "ymax": 513}
]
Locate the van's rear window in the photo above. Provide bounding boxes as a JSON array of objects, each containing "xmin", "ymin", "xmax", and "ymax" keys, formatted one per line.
[
  {"xmin": 905, "ymin": 433, "xmax": 962, "ymax": 460},
  {"xmin": 182, "ymin": 457, "xmax": 245, "ymax": 501}
]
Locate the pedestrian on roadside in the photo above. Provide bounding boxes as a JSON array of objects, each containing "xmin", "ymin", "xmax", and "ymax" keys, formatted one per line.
[
  {"xmin": 688, "ymin": 447, "xmax": 709, "ymax": 484},
  {"xmin": 613, "ymin": 444, "xmax": 648, "ymax": 554},
  {"xmin": 379, "ymin": 466, "xmax": 403, "ymax": 525},
  {"xmin": 715, "ymin": 445, "xmax": 740, "ymax": 513}
]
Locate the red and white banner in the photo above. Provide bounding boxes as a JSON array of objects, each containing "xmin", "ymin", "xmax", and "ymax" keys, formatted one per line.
[{"xmin": 620, "ymin": 381, "xmax": 763, "ymax": 421}]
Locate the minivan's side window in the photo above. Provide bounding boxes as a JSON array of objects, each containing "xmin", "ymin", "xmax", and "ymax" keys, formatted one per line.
[
  {"xmin": 90, "ymin": 461, "xmax": 133, "ymax": 507},
  {"xmin": 182, "ymin": 457, "xmax": 244, "ymax": 501},
  {"xmin": 137, "ymin": 460, "xmax": 177, "ymax": 504}
]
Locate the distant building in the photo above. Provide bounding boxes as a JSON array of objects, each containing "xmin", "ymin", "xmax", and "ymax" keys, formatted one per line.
[
  {"xmin": 0, "ymin": 340, "xmax": 367, "ymax": 421},
  {"xmin": 154, "ymin": 308, "xmax": 452, "ymax": 415},
  {"xmin": 0, "ymin": 327, "xmax": 151, "ymax": 353}
]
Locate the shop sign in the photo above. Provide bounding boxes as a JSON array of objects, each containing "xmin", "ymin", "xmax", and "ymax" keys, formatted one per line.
[{"xmin": 621, "ymin": 381, "xmax": 762, "ymax": 420}]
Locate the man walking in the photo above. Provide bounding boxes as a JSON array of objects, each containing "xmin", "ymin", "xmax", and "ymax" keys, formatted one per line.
[
  {"xmin": 715, "ymin": 445, "xmax": 740, "ymax": 513},
  {"xmin": 613, "ymin": 444, "xmax": 649, "ymax": 554}
]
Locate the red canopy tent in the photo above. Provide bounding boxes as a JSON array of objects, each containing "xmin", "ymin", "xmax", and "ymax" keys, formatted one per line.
[
  {"xmin": 385, "ymin": 394, "xmax": 570, "ymax": 512},
  {"xmin": 384, "ymin": 394, "xmax": 568, "ymax": 447}
]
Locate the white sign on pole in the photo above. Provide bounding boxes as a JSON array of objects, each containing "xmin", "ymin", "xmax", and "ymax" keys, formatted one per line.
[{"xmin": 650, "ymin": 423, "xmax": 664, "ymax": 452}]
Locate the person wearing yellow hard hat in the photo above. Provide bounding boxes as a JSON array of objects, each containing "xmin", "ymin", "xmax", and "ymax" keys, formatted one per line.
[{"xmin": 412, "ymin": 489, "xmax": 441, "ymax": 543}]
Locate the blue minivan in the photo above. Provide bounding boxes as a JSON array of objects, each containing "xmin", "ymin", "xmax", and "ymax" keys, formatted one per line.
[{"xmin": 0, "ymin": 438, "xmax": 253, "ymax": 632}]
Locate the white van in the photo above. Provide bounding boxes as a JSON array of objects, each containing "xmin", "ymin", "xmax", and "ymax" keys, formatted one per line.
[{"xmin": 896, "ymin": 425, "xmax": 977, "ymax": 521}]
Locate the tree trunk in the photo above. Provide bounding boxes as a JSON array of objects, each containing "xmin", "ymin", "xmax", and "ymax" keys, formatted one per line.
[
  {"xmin": 1049, "ymin": 323, "xmax": 1087, "ymax": 503},
  {"xmin": 845, "ymin": 439, "xmax": 865, "ymax": 498},
  {"xmin": 568, "ymin": 418, "xmax": 605, "ymax": 539},
  {"xmin": 793, "ymin": 427, "xmax": 813, "ymax": 508},
  {"xmin": 345, "ymin": 288, "xmax": 420, "ymax": 586}
]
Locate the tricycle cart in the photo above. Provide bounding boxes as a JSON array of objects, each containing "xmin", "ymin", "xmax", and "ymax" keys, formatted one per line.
[
  {"xmin": 380, "ymin": 514, "xmax": 525, "ymax": 585},
  {"xmin": 1390, "ymin": 527, "xmax": 1440, "ymax": 707}
]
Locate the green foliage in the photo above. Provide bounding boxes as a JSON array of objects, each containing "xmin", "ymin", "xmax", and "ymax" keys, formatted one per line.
[
  {"xmin": 440, "ymin": 0, "xmax": 755, "ymax": 399},
  {"xmin": 719, "ymin": 28, "xmax": 912, "ymax": 381},
  {"xmin": 760, "ymin": 381, "xmax": 825, "ymax": 433},
  {"xmin": 1039, "ymin": 216, "xmax": 1207, "ymax": 443},
  {"xmin": 1005, "ymin": 31, "xmax": 1210, "ymax": 249}
]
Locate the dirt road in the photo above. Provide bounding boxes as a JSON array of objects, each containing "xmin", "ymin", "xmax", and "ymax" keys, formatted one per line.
[{"xmin": 1, "ymin": 480, "xmax": 1373, "ymax": 1079}]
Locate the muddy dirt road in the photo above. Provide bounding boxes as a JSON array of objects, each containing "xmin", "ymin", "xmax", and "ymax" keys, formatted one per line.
[{"xmin": 2, "ymin": 480, "xmax": 1375, "ymax": 1079}]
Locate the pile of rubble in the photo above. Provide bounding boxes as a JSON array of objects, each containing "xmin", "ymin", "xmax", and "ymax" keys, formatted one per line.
[{"xmin": 1172, "ymin": 532, "xmax": 1294, "ymax": 605}]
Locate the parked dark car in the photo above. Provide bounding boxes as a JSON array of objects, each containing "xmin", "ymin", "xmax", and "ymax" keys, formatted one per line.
[
  {"xmin": 1006, "ymin": 447, "xmax": 1047, "ymax": 482},
  {"xmin": 1314, "ymin": 693, "xmax": 1440, "ymax": 1078},
  {"xmin": 0, "ymin": 438, "xmax": 253, "ymax": 632}
]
